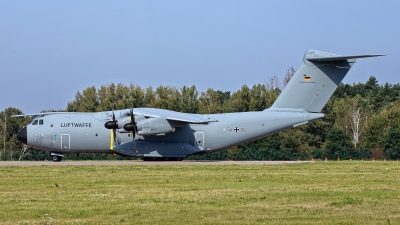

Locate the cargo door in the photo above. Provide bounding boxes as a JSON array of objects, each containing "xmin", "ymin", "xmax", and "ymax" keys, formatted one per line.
[{"xmin": 61, "ymin": 134, "xmax": 70, "ymax": 151}]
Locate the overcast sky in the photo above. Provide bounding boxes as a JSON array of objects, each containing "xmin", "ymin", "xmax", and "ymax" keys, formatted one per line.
[{"xmin": 1, "ymin": 1, "xmax": 398, "ymax": 113}]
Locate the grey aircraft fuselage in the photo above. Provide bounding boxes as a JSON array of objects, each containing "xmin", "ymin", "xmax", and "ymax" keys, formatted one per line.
[
  {"xmin": 16, "ymin": 49, "xmax": 384, "ymax": 161},
  {"xmin": 23, "ymin": 108, "xmax": 323, "ymax": 159}
]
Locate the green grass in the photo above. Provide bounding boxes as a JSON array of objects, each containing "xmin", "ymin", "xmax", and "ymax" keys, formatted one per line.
[{"xmin": 0, "ymin": 161, "xmax": 399, "ymax": 224}]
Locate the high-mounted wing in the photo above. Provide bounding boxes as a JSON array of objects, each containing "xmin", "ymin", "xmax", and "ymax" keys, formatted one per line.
[
  {"xmin": 122, "ymin": 108, "xmax": 218, "ymax": 124},
  {"xmin": 12, "ymin": 112, "xmax": 83, "ymax": 117},
  {"xmin": 110, "ymin": 108, "xmax": 218, "ymax": 137}
]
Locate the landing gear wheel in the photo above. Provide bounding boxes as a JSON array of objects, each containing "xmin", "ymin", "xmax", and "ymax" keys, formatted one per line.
[
  {"xmin": 175, "ymin": 158, "xmax": 183, "ymax": 161},
  {"xmin": 164, "ymin": 157, "xmax": 170, "ymax": 161},
  {"xmin": 143, "ymin": 157, "xmax": 159, "ymax": 161},
  {"xmin": 52, "ymin": 155, "xmax": 62, "ymax": 162}
]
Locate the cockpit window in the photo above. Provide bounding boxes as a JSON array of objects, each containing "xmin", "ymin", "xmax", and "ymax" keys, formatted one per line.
[
  {"xmin": 32, "ymin": 120, "xmax": 38, "ymax": 125},
  {"xmin": 39, "ymin": 120, "xmax": 44, "ymax": 125}
]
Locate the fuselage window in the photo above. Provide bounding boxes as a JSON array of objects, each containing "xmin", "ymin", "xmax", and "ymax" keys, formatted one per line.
[
  {"xmin": 39, "ymin": 120, "xmax": 44, "ymax": 125},
  {"xmin": 32, "ymin": 120, "xmax": 38, "ymax": 125}
]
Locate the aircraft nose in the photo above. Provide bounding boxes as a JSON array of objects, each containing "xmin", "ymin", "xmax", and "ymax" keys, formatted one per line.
[{"xmin": 17, "ymin": 126, "xmax": 27, "ymax": 144}]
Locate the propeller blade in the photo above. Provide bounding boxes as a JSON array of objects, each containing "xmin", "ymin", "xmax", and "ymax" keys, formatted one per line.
[
  {"xmin": 107, "ymin": 109, "xmax": 119, "ymax": 150},
  {"xmin": 130, "ymin": 107, "xmax": 137, "ymax": 154},
  {"xmin": 131, "ymin": 108, "xmax": 138, "ymax": 135}
]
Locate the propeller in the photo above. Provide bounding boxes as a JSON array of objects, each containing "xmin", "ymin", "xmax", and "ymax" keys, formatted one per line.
[
  {"xmin": 104, "ymin": 111, "xmax": 119, "ymax": 150},
  {"xmin": 123, "ymin": 108, "xmax": 138, "ymax": 153},
  {"xmin": 104, "ymin": 108, "xmax": 138, "ymax": 153},
  {"xmin": 123, "ymin": 108, "xmax": 137, "ymax": 134},
  {"xmin": 104, "ymin": 111, "xmax": 118, "ymax": 129}
]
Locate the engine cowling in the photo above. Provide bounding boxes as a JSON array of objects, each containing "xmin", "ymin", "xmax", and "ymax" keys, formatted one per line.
[
  {"xmin": 105, "ymin": 117, "xmax": 130, "ymax": 129},
  {"xmin": 104, "ymin": 120, "xmax": 118, "ymax": 129},
  {"xmin": 136, "ymin": 117, "xmax": 174, "ymax": 135},
  {"xmin": 123, "ymin": 115, "xmax": 145, "ymax": 132},
  {"xmin": 123, "ymin": 123, "xmax": 135, "ymax": 131}
]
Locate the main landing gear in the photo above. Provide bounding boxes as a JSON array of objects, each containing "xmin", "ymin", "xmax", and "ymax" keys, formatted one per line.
[{"xmin": 142, "ymin": 157, "xmax": 183, "ymax": 161}]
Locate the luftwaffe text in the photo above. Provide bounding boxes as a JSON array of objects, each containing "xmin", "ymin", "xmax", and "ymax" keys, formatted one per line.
[{"xmin": 61, "ymin": 123, "xmax": 92, "ymax": 128}]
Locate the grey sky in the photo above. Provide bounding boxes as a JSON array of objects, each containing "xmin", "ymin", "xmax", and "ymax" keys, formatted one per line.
[{"xmin": 1, "ymin": 1, "xmax": 398, "ymax": 113}]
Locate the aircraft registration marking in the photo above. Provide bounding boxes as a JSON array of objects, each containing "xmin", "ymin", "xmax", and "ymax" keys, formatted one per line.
[{"xmin": 227, "ymin": 127, "xmax": 246, "ymax": 133}]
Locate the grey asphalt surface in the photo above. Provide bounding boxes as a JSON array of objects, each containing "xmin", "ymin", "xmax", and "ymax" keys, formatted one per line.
[{"xmin": 0, "ymin": 160, "xmax": 311, "ymax": 166}]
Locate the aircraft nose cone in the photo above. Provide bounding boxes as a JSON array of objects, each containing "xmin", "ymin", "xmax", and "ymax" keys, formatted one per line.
[{"xmin": 17, "ymin": 126, "xmax": 27, "ymax": 144}]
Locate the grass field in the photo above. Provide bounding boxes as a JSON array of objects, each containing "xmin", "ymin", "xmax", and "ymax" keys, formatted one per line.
[{"xmin": 0, "ymin": 161, "xmax": 399, "ymax": 224}]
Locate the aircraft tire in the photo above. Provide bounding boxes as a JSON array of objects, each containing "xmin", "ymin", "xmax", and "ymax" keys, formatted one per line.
[
  {"xmin": 52, "ymin": 155, "xmax": 62, "ymax": 162},
  {"xmin": 142, "ymin": 157, "xmax": 183, "ymax": 161},
  {"xmin": 142, "ymin": 157, "xmax": 159, "ymax": 161}
]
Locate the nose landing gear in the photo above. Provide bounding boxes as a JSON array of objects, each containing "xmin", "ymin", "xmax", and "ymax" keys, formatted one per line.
[
  {"xmin": 50, "ymin": 152, "xmax": 64, "ymax": 162},
  {"xmin": 52, "ymin": 155, "xmax": 62, "ymax": 162}
]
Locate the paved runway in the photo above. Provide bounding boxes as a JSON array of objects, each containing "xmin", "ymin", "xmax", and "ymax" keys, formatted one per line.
[{"xmin": 0, "ymin": 160, "xmax": 311, "ymax": 166}]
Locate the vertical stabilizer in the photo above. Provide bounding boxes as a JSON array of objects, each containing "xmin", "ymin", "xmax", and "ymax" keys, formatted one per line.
[{"xmin": 270, "ymin": 50, "xmax": 383, "ymax": 112}]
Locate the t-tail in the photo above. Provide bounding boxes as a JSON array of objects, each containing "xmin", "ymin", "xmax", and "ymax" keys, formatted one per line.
[{"xmin": 271, "ymin": 50, "xmax": 384, "ymax": 112}]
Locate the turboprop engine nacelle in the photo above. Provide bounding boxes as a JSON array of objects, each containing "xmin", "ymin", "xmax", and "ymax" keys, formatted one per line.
[
  {"xmin": 105, "ymin": 117, "xmax": 130, "ymax": 129},
  {"xmin": 136, "ymin": 117, "xmax": 174, "ymax": 135},
  {"xmin": 122, "ymin": 115, "xmax": 146, "ymax": 132}
]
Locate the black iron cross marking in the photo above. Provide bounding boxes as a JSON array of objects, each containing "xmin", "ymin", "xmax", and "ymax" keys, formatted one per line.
[{"xmin": 234, "ymin": 127, "xmax": 239, "ymax": 132}]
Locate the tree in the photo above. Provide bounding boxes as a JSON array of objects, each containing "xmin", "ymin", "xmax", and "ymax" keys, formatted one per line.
[
  {"xmin": 8, "ymin": 68, "xmax": 400, "ymax": 161},
  {"xmin": 364, "ymin": 114, "xmax": 387, "ymax": 150},
  {"xmin": 127, "ymin": 83, "xmax": 145, "ymax": 108},
  {"xmin": 333, "ymin": 95, "xmax": 371, "ymax": 149},
  {"xmin": 323, "ymin": 129, "xmax": 352, "ymax": 160},
  {"xmin": 0, "ymin": 110, "xmax": 5, "ymax": 159},
  {"xmin": 144, "ymin": 87, "xmax": 156, "ymax": 107},
  {"xmin": 231, "ymin": 85, "xmax": 251, "ymax": 112},
  {"xmin": 384, "ymin": 128, "xmax": 400, "ymax": 159},
  {"xmin": 264, "ymin": 76, "xmax": 280, "ymax": 106},
  {"xmin": 198, "ymin": 88, "xmax": 222, "ymax": 114},
  {"xmin": 151, "ymin": 85, "xmax": 181, "ymax": 111},
  {"xmin": 236, "ymin": 134, "xmax": 281, "ymax": 160},
  {"xmin": 283, "ymin": 67, "xmax": 295, "ymax": 88},
  {"xmin": 180, "ymin": 85, "xmax": 199, "ymax": 113},
  {"xmin": 365, "ymin": 101, "xmax": 400, "ymax": 158},
  {"xmin": 0, "ymin": 108, "xmax": 31, "ymax": 160},
  {"xmin": 249, "ymin": 84, "xmax": 271, "ymax": 111},
  {"xmin": 66, "ymin": 91, "xmax": 82, "ymax": 112},
  {"xmin": 97, "ymin": 83, "xmax": 117, "ymax": 111},
  {"xmin": 217, "ymin": 90, "xmax": 232, "ymax": 113},
  {"xmin": 79, "ymin": 86, "xmax": 99, "ymax": 111},
  {"xmin": 279, "ymin": 128, "xmax": 312, "ymax": 160},
  {"xmin": 114, "ymin": 84, "xmax": 130, "ymax": 110}
]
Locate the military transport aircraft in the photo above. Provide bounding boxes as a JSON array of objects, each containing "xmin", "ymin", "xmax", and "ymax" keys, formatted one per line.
[{"xmin": 15, "ymin": 50, "xmax": 383, "ymax": 162}]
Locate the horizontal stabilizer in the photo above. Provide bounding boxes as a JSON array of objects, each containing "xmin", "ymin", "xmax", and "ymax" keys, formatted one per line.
[
  {"xmin": 306, "ymin": 54, "xmax": 385, "ymax": 62},
  {"xmin": 271, "ymin": 49, "xmax": 385, "ymax": 113}
]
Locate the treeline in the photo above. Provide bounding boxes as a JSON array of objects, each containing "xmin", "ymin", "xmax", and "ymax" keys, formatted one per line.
[{"xmin": 1, "ymin": 72, "xmax": 400, "ymax": 161}]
